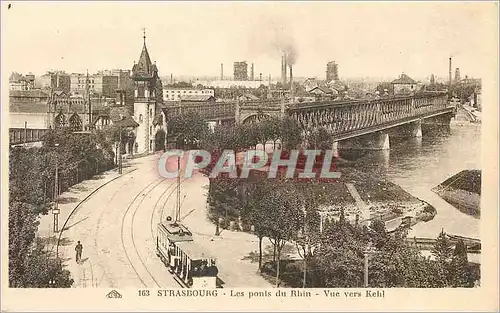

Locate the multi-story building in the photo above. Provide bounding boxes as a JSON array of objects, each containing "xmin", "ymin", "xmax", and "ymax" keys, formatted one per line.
[
  {"xmin": 70, "ymin": 72, "xmax": 120, "ymax": 97},
  {"xmin": 234, "ymin": 61, "xmax": 248, "ymax": 81},
  {"xmin": 9, "ymin": 90, "xmax": 51, "ymax": 128},
  {"xmin": 326, "ymin": 61, "xmax": 339, "ymax": 82},
  {"xmin": 36, "ymin": 71, "xmax": 71, "ymax": 93},
  {"xmin": 9, "ymin": 72, "xmax": 35, "ymax": 91},
  {"xmin": 163, "ymin": 87, "xmax": 214, "ymax": 102}
]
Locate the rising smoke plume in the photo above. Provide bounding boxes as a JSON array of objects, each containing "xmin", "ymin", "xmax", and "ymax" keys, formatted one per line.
[{"xmin": 248, "ymin": 15, "xmax": 298, "ymax": 65}]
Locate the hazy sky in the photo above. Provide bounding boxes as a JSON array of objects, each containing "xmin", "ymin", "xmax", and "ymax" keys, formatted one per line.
[{"xmin": 2, "ymin": 2, "xmax": 497, "ymax": 81}]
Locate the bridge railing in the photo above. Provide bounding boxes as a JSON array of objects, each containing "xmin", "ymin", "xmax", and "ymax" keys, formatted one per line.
[
  {"xmin": 288, "ymin": 92, "xmax": 451, "ymax": 133},
  {"xmin": 240, "ymin": 99, "xmax": 283, "ymax": 107},
  {"xmin": 10, "ymin": 128, "xmax": 49, "ymax": 145}
]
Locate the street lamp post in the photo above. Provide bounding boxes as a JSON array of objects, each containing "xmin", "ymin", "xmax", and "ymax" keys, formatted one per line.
[{"xmin": 363, "ymin": 242, "xmax": 377, "ymax": 288}]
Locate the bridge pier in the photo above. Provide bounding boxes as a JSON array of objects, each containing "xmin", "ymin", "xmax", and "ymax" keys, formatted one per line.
[
  {"xmin": 389, "ymin": 120, "xmax": 422, "ymax": 139},
  {"xmin": 332, "ymin": 141, "xmax": 339, "ymax": 157},
  {"xmin": 338, "ymin": 131, "xmax": 390, "ymax": 150},
  {"xmin": 421, "ymin": 113, "xmax": 453, "ymax": 134}
]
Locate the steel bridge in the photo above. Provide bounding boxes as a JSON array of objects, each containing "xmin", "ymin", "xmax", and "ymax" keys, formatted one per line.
[
  {"xmin": 163, "ymin": 91, "xmax": 454, "ymax": 145},
  {"xmin": 11, "ymin": 92, "xmax": 454, "ymax": 147}
]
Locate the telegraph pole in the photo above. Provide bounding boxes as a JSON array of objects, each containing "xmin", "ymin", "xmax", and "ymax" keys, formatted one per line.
[
  {"xmin": 118, "ymin": 127, "xmax": 123, "ymax": 174},
  {"xmin": 176, "ymin": 155, "xmax": 181, "ymax": 222},
  {"xmin": 53, "ymin": 143, "xmax": 60, "ymax": 233}
]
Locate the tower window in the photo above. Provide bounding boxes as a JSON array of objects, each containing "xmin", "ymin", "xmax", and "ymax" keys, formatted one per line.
[
  {"xmin": 139, "ymin": 114, "xmax": 143, "ymax": 123},
  {"xmin": 149, "ymin": 109, "xmax": 153, "ymax": 117}
]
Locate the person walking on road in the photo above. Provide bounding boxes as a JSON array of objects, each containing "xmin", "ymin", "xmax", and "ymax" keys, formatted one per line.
[{"xmin": 75, "ymin": 241, "xmax": 83, "ymax": 264}]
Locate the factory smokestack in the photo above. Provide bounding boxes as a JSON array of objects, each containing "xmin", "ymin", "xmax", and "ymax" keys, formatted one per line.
[
  {"xmin": 281, "ymin": 53, "xmax": 287, "ymax": 88},
  {"xmin": 259, "ymin": 73, "xmax": 262, "ymax": 82},
  {"xmin": 251, "ymin": 63, "xmax": 255, "ymax": 81},
  {"xmin": 448, "ymin": 57, "xmax": 452, "ymax": 87},
  {"xmin": 221, "ymin": 63, "xmax": 224, "ymax": 80},
  {"xmin": 289, "ymin": 65, "xmax": 294, "ymax": 103}
]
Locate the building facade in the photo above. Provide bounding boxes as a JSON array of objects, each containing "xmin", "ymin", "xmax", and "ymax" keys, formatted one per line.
[
  {"xmin": 163, "ymin": 87, "xmax": 214, "ymax": 101},
  {"xmin": 234, "ymin": 61, "xmax": 248, "ymax": 81},
  {"xmin": 391, "ymin": 73, "xmax": 417, "ymax": 94},
  {"xmin": 70, "ymin": 72, "xmax": 120, "ymax": 97},
  {"xmin": 36, "ymin": 71, "xmax": 71, "ymax": 93},
  {"xmin": 9, "ymin": 72, "xmax": 35, "ymax": 91},
  {"xmin": 326, "ymin": 61, "xmax": 339, "ymax": 82},
  {"xmin": 9, "ymin": 90, "xmax": 51, "ymax": 128}
]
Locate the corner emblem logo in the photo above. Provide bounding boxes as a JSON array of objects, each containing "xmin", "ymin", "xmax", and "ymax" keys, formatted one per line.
[{"xmin": 106, "ymin": 289, "xmax": 122, "ymax": 299}]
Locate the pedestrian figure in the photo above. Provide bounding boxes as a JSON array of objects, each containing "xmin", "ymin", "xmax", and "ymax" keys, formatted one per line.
[{"xmin": 75, "ymin": 241, "xmax": 83, "ymax": 263}]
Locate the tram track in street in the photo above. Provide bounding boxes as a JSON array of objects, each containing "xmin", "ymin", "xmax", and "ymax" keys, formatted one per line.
[
  {"xmin": 120, "ymin": 177, "xmax": 165, "ymax": 288},
  {"xmin": 92, "ymin": 175, "xmax": 137, "ymax": 287}
]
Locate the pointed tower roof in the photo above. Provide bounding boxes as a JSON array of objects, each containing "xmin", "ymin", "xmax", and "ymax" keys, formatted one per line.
[{"xmin": 132, "ymin": 30, "xmax": 157, "ymax": 79}]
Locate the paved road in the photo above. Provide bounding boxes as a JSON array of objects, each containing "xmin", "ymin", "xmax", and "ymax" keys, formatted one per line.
[{"xmin": 54, "ymin": 154, "xmax": 271, "ymax": 288}]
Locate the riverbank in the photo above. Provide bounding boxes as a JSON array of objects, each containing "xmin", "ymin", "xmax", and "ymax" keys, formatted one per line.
[
  {"xmin": 208, "ymin": 164, "xmax": 437, "ymax": 232},
  {"xmin": 433, "ymin": 170, "xmax": 481, "ymax": 218}
]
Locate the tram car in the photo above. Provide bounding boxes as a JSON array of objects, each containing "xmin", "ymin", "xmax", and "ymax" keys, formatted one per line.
[{"xmin": 156, "ymin": 217, "xmax": 219, "ymax": 288}]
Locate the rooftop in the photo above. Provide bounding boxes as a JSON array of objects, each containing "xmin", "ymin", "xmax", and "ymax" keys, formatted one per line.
[
  {"xmin": 10, "ymin": 89, "xmax": 49, "ymax": 98},
  {"xmin": 391, "ymin": 73, "xmax": 416, "ymax": 85},
  {"xmin": 175, "ymin": 241, "xmax": 217, "ymax": 260},
  {"xmin": 132, "ymin": 35, "xmax": 157, "ymax": 79},
  {"xmin": 180, "ymin": 94, "xmax": 215, "ymax": 102}
]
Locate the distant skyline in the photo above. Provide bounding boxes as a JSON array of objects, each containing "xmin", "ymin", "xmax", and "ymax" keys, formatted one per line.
[{"xmin": 2, "ymin": 2, "xmax": 497, "ymax": 82}]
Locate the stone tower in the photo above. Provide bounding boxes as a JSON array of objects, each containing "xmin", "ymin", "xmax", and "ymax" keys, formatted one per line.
[{"xmin": 132, "ymin": 32, "xmax": 162, "ymax": 154}]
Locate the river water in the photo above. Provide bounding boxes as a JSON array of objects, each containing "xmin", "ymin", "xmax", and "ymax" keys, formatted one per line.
[{"xmin": 342, "ymin": 122, "xmax": 481, "ymax": 239}]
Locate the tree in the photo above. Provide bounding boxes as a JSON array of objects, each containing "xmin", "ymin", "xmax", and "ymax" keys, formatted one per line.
[
  {"xmin": 376, "ymin": 82, "xmax": 394, "ymax": 95},
  {"xmin": 308, "ymin": 127, "xmax": 333, "ymax": 150},
  {"xmin": 432, "ymin": 230, "xmax": 453, "ymax": 285},
  {"xmin": 243, "ymin": 174, "xmax": 274, "ymax": 271},
  {"xmin": 9, "ymin": 202, "xmax": 74, "ymax": 288},
  {"xmin": 252, "ymin": 117, "xmax": 277, "ymax": 148},
  {"xmin": 295, "ymin": 188, "xmax": 321, "ymax": 287},
  {"xmin": 260, "ymin": 117, "xmax": 282, "ymax": 148},
  {"xmin": 259, "ymin": 183, "xmax": 303, "ymax": 286},
  {"xmin": 8, "ymin": 128, "xmax": 119, "ymax": 288},
  {"xmin": 450, "ymin": 239, "xmax": 474, "ymax": 287},
  {"xmin": 167, "ymin": 111, "xmax": 210, "ymax": 149},
  {"xmin": 279, "ymin": 116, "xmax": 303, "ymax": 150}
]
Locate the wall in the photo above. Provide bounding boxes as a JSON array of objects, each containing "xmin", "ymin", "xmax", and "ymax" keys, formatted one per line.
[
  {"xmin": 163, "ymin": 88, "xmax": 214, "ymax": 101},
  {"xmin": 393, "ymin": 83, "xmax": 416, "ymax": 94},
  {"xmin": 134, "ymin": 100, "xmax": 151, "ymax": 154},
  {"xmin": 102, "ymin": 76, "xmax": 119, "ymax": 97},
  {"xmin": 9, "ymin": 113, "xmax": 48, "ymax": 129}
]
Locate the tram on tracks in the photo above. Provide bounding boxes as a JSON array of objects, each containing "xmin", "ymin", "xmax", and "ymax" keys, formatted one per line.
[{"xmin": 156, "ymin": 217, "xmax": 219, "ymax": 288}]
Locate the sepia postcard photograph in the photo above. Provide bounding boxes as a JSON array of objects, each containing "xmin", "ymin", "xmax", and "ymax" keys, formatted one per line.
[{"xmin": 1, "ymin": 1, "xmax": 498, "ymax": 312}]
